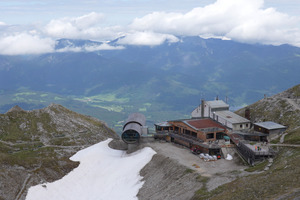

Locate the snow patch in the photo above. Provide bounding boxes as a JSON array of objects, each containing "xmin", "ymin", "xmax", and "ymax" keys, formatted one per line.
[
  {"xmin": 26, "ymin": 139, "xmax": 156, "ymax": 200},
  {"xmin": 226, "ymin": 154, "xmax": 233, "ymax": 160}
]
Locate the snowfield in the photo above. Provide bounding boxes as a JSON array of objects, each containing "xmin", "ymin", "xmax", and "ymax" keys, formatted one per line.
[{"xmin": 26, "ymin": 139, "xmax": 156, "ymax": 200}]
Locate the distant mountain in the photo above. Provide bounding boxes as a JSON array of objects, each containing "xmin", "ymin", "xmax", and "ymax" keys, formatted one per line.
[
  {"xmin": 55, "ymin": 38, "xmax": 103, "ymax": 50},
  {"xmin": 0, "ymin": 36, "xmax": 300, "ymax": 130}
]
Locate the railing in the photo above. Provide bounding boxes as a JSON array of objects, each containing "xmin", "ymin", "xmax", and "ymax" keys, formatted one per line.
[{"xmin": 236, "ymin": 141, "xmax": 275, "ymax": 165}]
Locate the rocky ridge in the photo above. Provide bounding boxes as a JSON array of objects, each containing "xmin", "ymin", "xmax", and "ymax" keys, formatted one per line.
[
  {"xmin": 236, "ymin": 84, "xmax": 300, "ymax": 144},
  {"xmin": 0, "ymin": 104, "xmax": 118, "ymax": 200}
]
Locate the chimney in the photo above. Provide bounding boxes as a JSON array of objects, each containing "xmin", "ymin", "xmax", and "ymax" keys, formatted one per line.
[
  {"xmin": 201, "ymin": 99, "xmax": 205, "ymax": 118},
  {"xmin": 245, "ymin": 107, "xmax": 251, "ymax": 120},
  {"xmin": 216, "ymin": 95, "xmax": 219, "ymax": 100}
]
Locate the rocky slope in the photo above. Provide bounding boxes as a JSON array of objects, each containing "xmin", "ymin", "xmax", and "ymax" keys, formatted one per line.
[
  {"xmin": 0, "ymin": 104, "xmax": 118, "ymax": 200},
  {"xmin": 236, "ymin": 84, "xmax": 300, "ymax": 144}
]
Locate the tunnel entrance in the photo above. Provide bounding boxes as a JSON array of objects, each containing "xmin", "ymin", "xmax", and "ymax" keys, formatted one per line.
[{"xmin": 122, "ymin": 129, "xmax": 141, "ymax": 144}]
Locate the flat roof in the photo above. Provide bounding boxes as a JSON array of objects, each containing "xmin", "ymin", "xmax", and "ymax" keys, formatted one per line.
[
  {"xmin": 215, "ymin": 110, "xmax": 250, "ymax": 124},
  {"xmin": 154, "ymin": 121, "xmax": 172, "ymax": 127},
  {"xmin": 183, "ymin": 118, "xmax": 226, "ymax": 132},
  {"xmin": 206, "ymin": 100, "xmax": 229, "ymax": 109},
  {"xmin": 254, "ymin": 121, "xmax": 287, "ymax": 130}
]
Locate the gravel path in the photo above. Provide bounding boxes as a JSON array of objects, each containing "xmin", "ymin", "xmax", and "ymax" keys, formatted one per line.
[
  {"xmin": 286, "ymin": 98, "xmax": 300, "ymax": 111},
  {"xmin": 137, "ymin": 141, "xmax": 250, "ymax": 199}
]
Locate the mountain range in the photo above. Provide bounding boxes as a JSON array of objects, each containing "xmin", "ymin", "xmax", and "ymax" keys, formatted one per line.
[{"xmin": 0, "ymin": 36, "xmax": 300, "ymax": 132}]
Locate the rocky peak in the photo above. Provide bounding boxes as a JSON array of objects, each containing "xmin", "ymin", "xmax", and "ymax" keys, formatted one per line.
[{"xmin": 5, "ymin": 105, "xmax": 26, "ymax": 114}]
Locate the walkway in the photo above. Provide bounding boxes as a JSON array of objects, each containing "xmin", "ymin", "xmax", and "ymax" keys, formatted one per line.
[
  {"xmin": 285, "ymin": 98, "xmax": 300, "ymax": 110},
  {"xmin": 269, "ymin": 144, "xmax": 300, "ymax": 148}
]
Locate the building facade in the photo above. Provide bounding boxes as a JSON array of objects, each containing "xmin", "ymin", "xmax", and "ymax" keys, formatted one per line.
[{"xmin": 191, "ymin": 100, "xmax": 250, "ymax": 131}]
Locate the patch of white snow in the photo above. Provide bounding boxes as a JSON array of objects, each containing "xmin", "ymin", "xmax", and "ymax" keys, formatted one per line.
[
  {"xmin": 26, "ymin": 139, "xmax": 156, "ymax": 200},
  {"xmin": 226, "ymin": 154, "xmax": 233, "ymax": 161}
]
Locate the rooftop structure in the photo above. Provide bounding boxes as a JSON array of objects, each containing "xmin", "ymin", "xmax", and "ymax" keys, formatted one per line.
[
  {"xmin": 205, "ymin": 100, "xmax": 229, "ymax": 109},
  {"xmin": 191, "ymin": 100, "xmax": 229, "ymax": 118},
  {"xmin": 214, "ymin": 110, "xmax": 251, "ymax": 130},
  {"xmin": 253, "ymin": 121, "xmax": 287, "ymax": 140},
  {"xmin": 191, "ymin": 99, "xmax": 250, "ymax": 130},
  {"xmin": 183, "ymin": 118, "xmax": 226, "ymax": 133},
  {"xmin": 254, "ymin": 121, "xmax": 287, "ymax": 130}
]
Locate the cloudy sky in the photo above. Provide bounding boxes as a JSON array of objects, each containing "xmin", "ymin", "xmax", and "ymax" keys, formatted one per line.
[{"xmin": 0, "ymin": 0, "xmax": 300, "ymax": 55}]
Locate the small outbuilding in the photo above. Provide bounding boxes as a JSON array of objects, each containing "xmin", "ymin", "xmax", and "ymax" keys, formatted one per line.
[{"xmin": 253, "ymin": 121, "xmax": 287, "ymax": 140}]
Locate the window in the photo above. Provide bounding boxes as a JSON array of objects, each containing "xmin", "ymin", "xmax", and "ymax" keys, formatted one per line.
[
  {"xmin": 240, "ymin": 124, "xmax": 243, "ymax": 128},
  {"xmin": 206, "ymin": 133, "xmax": 214, "ymax": 139},
  {"xmin": 246, "ymin": 124, "xmax": 249, "ymax": 128}
]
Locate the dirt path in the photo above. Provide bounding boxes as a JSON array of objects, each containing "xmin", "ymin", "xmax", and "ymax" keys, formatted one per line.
[
  {"xmin": 141, "ymin": 141, "xmax": 250, "ymax": 193},
  {"xmin": 286, "ymin": 98, "xmax": 300, "ymax": 110},
  {"xmin": 269, "ymin": 144, "xmax": 300, "ymax": 148},
  {"xmin": 280, "ymin": 132, "xmax": 288, "ymax": 143},
  {"xmin": 146, "ymin": 142, "xmax": 246, "ymax": 176}
]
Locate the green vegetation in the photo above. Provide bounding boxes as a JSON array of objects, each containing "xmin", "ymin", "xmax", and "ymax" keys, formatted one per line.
[
  {"xmin": 245, "ymin": 160, "xmax": 268, "ymax": 172},
  {"xmin": 196, "ymin": 175, "xmax": 209, "ymax": 184},
  {"xmin": 0, "ymin": 88, "xmax": 188, "ymax": 133},
  {"xmin": 284, "ymin": 127, "xmax": 300, "ymax": 144},
  {"xmin": 184, "ymin": 168, "xmax": 195, "ymax": 174}
]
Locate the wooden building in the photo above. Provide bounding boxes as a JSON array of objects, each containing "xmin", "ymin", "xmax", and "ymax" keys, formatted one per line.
[{"xmin": 155, "ymin": 118, "xmax": 228, "ymax": 154}]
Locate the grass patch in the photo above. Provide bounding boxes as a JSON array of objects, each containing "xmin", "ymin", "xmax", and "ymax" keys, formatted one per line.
[
  {"xmin": 270, "ymin": 137, "xmax": 280, "ymax": 144},
  {"xmin": 245, "ymin": 160, "xmax": 269, "ymax": 172},
  {"xmin": 196, "ymin": 175, "xmax": 209, "ymax": 184},
  {"xmin": 284, "ymin": 127, "xmax": 300, "ymax": 144},
  {"xmin": 184, "ymin": 168, "xmax": 195, "ymax": 174}
]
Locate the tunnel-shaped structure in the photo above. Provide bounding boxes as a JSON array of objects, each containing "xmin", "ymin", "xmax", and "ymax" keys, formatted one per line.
[{"xmin": 122, "ymin": 113, "xmax": 146, "ymax": 144}]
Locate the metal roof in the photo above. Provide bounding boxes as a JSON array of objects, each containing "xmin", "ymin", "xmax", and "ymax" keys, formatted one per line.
[
  {"xmin": 215, "ymin": 110, "xmax": 250, "ymax": 124},
  {"xmin": 254, "ymin": 121, "xmax": 287, "ymax": 130},
  {"xmin": 206, "ymin": 100, "xmax": 229, "ymax": 109},
  {"xmin": 123, "ymin": 113, "xmax": 146, "ymax": 130},
  {"xmin": 183, "ymin": 118, "xmax": 226, "ymax": 132},
  {"xmin": 154, "ymin": 121, "xmax": 172, "ymax": 127}
]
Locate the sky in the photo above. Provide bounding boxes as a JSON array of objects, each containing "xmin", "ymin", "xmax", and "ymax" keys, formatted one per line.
[
  {"xmin": 0, "ymin": 0, "xmax": 300, "ymax": 55},
  {"xmin": 26, "ymin": 139, "xmax": 156, "ymax": 200}
]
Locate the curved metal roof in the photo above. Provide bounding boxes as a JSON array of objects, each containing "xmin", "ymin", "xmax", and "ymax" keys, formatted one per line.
[{"xmin": 123, "ymin": 113, "xmax": 146, "ymax": 130}]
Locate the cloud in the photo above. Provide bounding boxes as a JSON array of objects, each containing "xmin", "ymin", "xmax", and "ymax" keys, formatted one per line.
[
  {"xmin": 117, "ymin": 31, "xmax": 179, "ymax": 46},
  {"xmin": 1, "ymin": 1, "xmax": 300, "ymax": 55},
  {"xmin": 44, "ymin": 12, "xmax": 123, "ymax": 41},
  {"xmin": 129, "ymin": 0, "xmax": 300, "ymax": 47},
  {"xmin": 0, "ymin": 33, "xmax": 55, "ymax": 55}
]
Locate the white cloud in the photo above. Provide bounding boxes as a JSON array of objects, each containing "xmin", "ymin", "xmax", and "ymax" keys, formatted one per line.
[
  {"xmin": 129, "ymin": 0, "xmax": 300, "ymax": 47},
  {"xmin": 0, "ymin": 33, "xmax": 55, "ymax": 55},
  {"xmin": 1, "ymin": 0, "xmax": 300, "ymax": 55},
  {"xmin": 44, "ymin": 12, "xmax": 123, "ymax": 41},
  {"xmin": 117, "ymin": 31, "xmax": 179, "ymax": 46}
]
